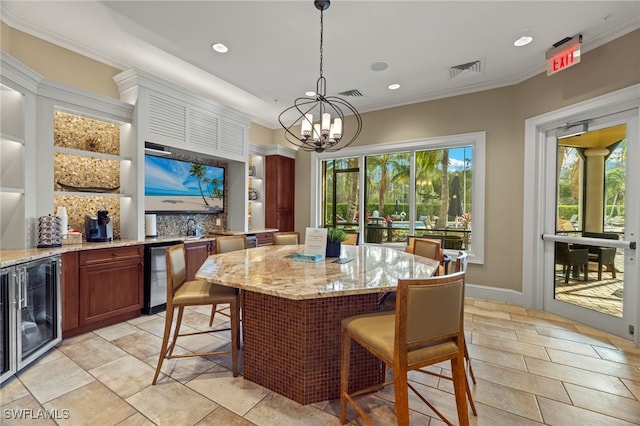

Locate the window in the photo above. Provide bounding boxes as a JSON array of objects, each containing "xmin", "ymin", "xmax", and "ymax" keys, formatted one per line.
[{"xmin": 312, "ymin": 132, "xmax": 485, "ymax": 263}]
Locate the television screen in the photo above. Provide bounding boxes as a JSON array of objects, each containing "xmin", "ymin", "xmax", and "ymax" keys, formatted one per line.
[{"xmin": 144, "ymin": 155, "xmax": 224, "ymax": 213}]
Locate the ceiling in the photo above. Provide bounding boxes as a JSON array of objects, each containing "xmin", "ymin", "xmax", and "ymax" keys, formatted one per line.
[{"xmin": 2, "ymin": 1, "xmax": 639, "ymax": 129}]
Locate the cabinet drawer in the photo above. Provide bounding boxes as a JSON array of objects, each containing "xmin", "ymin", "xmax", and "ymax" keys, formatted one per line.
[
  {"xmin": 79, "ymin": 245, "xmax": 143, "ymax": 266},
  {"xmin": 256, "ymin": 232, "xmax": 274, "ymax": 246}
]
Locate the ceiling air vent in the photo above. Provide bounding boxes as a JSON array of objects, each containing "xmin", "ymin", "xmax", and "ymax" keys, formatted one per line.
[
  {"xmin": 449, "ymin": 60, "xmax": 484, "ymax": 80},
  {"xmin": 338, "ymin": 89, "xmax": 363, "ymax": 97}
]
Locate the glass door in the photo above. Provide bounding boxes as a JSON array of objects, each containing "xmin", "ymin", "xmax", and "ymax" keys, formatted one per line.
[
  {"xmin": 0, "ymin": 268, "xmax": 15, "ymax": 384},
  {"xmin": 17, "ymin": 257, "xmax": 61, "ymax": 369},
  {"xmin": 542, "ymin": 110, "xmax": 638, "ymax": 339}
]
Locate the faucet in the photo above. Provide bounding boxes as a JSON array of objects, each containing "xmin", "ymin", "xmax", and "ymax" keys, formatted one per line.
[{"xmin": 186, "ymin": 218, "xmax": 196, "ymax": 236}]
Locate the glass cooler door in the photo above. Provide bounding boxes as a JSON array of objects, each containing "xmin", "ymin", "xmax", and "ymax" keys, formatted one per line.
[
  {"xmin": 0, "ymin": 268, "xmax": 16, "ymax": 384},
  {"xmin": 16, "ymin": 257, "xmax": 61, "ymax": 370}
]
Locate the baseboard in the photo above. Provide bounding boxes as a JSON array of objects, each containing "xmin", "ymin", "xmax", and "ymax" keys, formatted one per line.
[{"xmin": 465, "ymin": 282, "xmax": 526, "ymax": 307}]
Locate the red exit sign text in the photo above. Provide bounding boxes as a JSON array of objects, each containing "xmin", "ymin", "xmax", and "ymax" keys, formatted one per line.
[{"xmin": 546, "ymin": 38, "xmax": 581, "ymax": 76}]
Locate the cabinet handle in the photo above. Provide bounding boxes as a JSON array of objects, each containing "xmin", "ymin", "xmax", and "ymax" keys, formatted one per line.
[
  {"xmin": 112, "ymin": 252, "xmax": 118, "ymax": 257},
  {"xmin": 18, "ymin": 269, "xmax": 27, "ymax": 309}
]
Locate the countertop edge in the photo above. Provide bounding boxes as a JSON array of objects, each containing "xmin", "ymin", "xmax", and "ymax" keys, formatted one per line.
[{"xmin": 0, "ymin": 228, "xmax": 278, "ymax": 267}]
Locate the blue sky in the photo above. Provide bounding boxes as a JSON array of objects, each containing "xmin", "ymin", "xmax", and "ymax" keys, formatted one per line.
[
  {"xmin": 144, "ymin": 155, "xmax": 224, "ymax": 196},
  {"xmin": 448, "ymin": 146, "xmax": 473, "ymax": 171}
]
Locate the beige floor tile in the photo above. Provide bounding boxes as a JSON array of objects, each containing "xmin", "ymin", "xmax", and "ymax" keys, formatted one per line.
[
  {"xmin": 0, "ymin": 394, "xmax": 56, "ymax": 425},
  {"xmin": 195, "ymin": 406, "xmax": 256, "ymax": 425},
  {"xmin": 621, "ymin": 378, "xmax": 640, "ymax": 400},
  {"xmin": 565, "ymin": 382, "xmax": 640, "ymax": 424},
  {"xmin": 469, "ymin": 379, "xmax": 542, "ymax": 422},
  {"xmin": 515, "ymin": 330, "xmax": 600, "ymax": 357},
  {"xmin": 89, "ymin": 355, "xmax": 157, "ymax": 398},
  {"xmin": 533, "ymin": 325, "xmax": 619, "ymax": 348},
  {"xmin": 135, "ymin": 315, "xmax": 169, "ymax": 338},
  {"xmin": 93, "ymin": 321, "xmax": 140, "ymax": 342},
  {"xmin": 510, "ymin": 312, "xmax": 579, "ymax": 331},
  {"xmin": 609, "ymin": 336, "xmax": 640, "ymax": 355},
  {"xmin": 17, "ymin": 355, "xmax": 94, "ymax": 403},
  {"xmin": 126, "ymin": 379, "xmax": 217, "ymax": 426},
  {"xmin": 465, "ymin": 305, "xmax": 511, "ymax": 320},
  {"xmin": 151, "ymin": 350, "xmax": 229, "ymax": 384},
  {"xmin": 525, "ymin": 356, "xmax": 634, "ymax": 397},
  {"xmin": 473, "ymin": 402, "xmax": 544, "ymax": 426},
  {"xmin": 324, "ymin": 393, "xmax": 431, "ymax": 425},
  {"xmin": 0, "ymin": 376, "xmax": 30, "ymax": 405},
  {"xmin": 594, "ymin": 345, "xmax": 640, "ymax": 367},
  {"xmin": 43, "ymin": 381, "xmax": 135, "ymax": 425},
  {"xmin": 546, "ymin": 348, "xmax": 640, "ymax": 381},
  {"xmin": 243, "ymin": 391, "xmax": 342, "ymax": 426},
  {"xmin": 466, "ymin": 342, "xmax": 528, "ymax": 371},
  {"xmin": 126, "ymin": 314, "xmax": 159, "ymax": 326},
  {"xmin": 187, "ymin": 371, "xmax": 270, "ymax": 417},
  {"xmin": 57, "ymin": 334, "xmax": 128, "ymax": 371},
  {"xmin": 469, "ymin": 314, "xmax": 539, "ymax": 334},
  {"xmin": 112, "ymin": 330, "xmax": 163, "ymax": 360},
  {"xmin": 472, "ymin": 299, "xmax": 529, "ymax": 315},
  {"xmin": 117, "ymin": 413, "xmax": 156, "ymax": 426},
  {"xmin": 465, "ymin": 321, "xmax": 518, "ymax": 341},
  {"xmin": 470, "ymin": 359, "xmax": 570, "ymax": 403},
  {"xmin": 471, "ymin": 333, "xmax": 550, "ymax": 360},
  {"xmin": 538, "ymin": 396, "xmax": 637, "ymax": 426}
]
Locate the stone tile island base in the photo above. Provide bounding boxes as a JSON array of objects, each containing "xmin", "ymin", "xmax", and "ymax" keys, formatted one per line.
[{"xmin": 242, "ymin": 291, "xmax": 384, "ymax": 405}]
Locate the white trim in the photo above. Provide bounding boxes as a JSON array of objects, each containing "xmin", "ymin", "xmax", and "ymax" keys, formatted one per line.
[
  {"xmin": 310, "ymin": 131, "xmax": 486, "ymax": 264},
  {"xmin": 523, "ymin": 84, "xmax": 640, "ymax": 344}
]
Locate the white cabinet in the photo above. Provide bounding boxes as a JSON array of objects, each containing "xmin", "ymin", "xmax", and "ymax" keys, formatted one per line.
[
  {"xmin": 248, "ymin": 150, "xmax": 265, "ymax": 229},
  {"xmin": 114, "ymin": 69, "xmax": 250, "ymax": 163},
  {"xmin": 1, "ymin": 53, "xmax": 39, "ymax": 249}
]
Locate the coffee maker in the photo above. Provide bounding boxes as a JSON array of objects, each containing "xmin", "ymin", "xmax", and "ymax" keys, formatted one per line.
[{"xmin": 85, "ymin": 210, "xmax": 114, "ymax": 242}]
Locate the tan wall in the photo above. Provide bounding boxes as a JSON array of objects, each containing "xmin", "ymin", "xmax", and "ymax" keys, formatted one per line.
[
  {"xmin": 1, "ymin": 22, "xmax": 121, "ymax": 99},
  {"xmin": 249, "ymin": 122, "xmax": 274, "ymax": 146},
  {"xmin": 4, "ymin": 21, "xmax": 639, "ymax": 292},
  {"xmin": 284, "ymin": 29, "xmax": 640, "ymax": 292}
]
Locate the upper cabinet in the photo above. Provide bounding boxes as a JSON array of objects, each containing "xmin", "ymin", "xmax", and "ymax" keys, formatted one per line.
[{"xmin": 114, "ymin": 69, "xmax": 250, "ymax": 163}]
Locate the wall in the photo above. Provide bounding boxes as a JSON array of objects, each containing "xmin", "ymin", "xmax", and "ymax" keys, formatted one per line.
[
  {"xmin": 280, "ymin": 29, "xmax": 640, "ymax": 293},
  {"xmin": 3, "ymin": 21, "xmax": 639, "ymax": 293}
]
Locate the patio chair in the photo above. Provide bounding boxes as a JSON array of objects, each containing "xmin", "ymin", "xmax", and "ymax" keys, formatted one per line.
[{"xmin": 555, "ymin": 242, "xmax": 588, "ymax": 283}]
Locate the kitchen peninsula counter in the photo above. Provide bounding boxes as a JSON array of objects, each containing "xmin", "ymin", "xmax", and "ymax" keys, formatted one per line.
[{"xmin": 196, "ymin": 244, "xmax": 438, "ymax": 404}]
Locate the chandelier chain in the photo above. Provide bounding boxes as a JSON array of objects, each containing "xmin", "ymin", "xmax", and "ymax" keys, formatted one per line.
[{"xmin": 319, "ymin": 9, "xmax": 324, "ymax": 79}]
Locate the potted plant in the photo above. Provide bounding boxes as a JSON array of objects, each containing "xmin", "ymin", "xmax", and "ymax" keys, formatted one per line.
[{"xmin": 326, "ymin": 227, "xmax": 347, "ymax": 257}]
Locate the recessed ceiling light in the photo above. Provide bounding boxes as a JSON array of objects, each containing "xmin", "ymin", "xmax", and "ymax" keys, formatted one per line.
[
  {"xmin": 371, "ymin": 61, "xmax": 389, "ymax": 71},
  {"xmin": 514, "ymin": 36, "xmax": 533, "ymax": 47},
  {"xmin": 388, "ymin": 83, "xmax": 400, "ymax": 90},
  {"xmin": 305, "ymin": 91, "xmax": 316, "ymax": 97},
  {"xmin": 211, "ymin": 43, "xmax": 228, "ymax": 53}
]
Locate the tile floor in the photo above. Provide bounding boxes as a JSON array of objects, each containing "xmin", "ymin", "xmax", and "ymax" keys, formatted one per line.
[{"xmin": 2, "ymin": 298, "xmax": 639, "ymax": 425}]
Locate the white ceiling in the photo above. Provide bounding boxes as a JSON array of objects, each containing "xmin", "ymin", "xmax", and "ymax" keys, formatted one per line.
[{"xmin": 2, "ymin": 1, "xmax": 639, "ymax": 129}]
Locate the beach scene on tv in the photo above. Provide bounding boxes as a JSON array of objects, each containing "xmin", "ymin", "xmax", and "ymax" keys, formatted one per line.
[{"xmin": 144, "ymin": 155, "xmax": 224, "ymax": 213}]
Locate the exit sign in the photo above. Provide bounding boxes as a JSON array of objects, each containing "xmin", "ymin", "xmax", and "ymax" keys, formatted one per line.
[{"xmin": 546, "ymin": 37, "xmax": 581, "ymax": 76}]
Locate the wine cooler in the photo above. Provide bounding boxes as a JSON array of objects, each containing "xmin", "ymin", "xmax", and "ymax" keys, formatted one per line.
[{"xmin": 0, "ymin": 256, "xmax": 61, "ymax": 384}]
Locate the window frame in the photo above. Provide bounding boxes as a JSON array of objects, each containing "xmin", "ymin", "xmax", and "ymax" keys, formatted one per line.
[{"xmin": 310, "ymin": 131, "xmax": 486, "ymax": 263}]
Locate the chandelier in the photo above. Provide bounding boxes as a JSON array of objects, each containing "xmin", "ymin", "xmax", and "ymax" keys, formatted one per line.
[{"xmin": 278, "ymin": 0, "xmax": 362, "ymax": 153}]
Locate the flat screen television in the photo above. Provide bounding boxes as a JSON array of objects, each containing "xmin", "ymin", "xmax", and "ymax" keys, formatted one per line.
[{"xmin": 144, "ymin": 154, "xmax": 224, "ymax": 213}]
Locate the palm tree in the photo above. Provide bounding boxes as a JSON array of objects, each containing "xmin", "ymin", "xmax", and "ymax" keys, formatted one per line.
[
  {"xmin": 189, "ymin": 163, "xmax": 210, "ymax": 206},
  {"xmin": 437, "ymin": 150, "xmax": 450, "ymax": 228}
]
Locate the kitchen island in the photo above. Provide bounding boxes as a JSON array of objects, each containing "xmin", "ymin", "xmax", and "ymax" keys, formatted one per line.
[{"xmin": 196, "ymin": 244, "xmax": 439, "ymax": 404}]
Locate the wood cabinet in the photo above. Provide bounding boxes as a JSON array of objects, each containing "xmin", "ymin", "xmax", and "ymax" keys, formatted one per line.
[
  {"xmin": 62, "ymin": 245, "xmax": 143, "ymax": 338},
  {"xmin": 184, "ymin": 240, "xmax": 215, "ymax": 281},
  {"xmin": 265, "ymin": 155, "xmax": 295, "ymax": 232},
  {"xmin": 255, "ymin": 232, "xmax": 274, "ymax": 247}
]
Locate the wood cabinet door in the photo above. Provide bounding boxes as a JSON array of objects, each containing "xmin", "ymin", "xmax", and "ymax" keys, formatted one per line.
[
  {"xmin": 266, "ymin": 155, "xmax": 295, "ymax": 231},
  {"xmin": 79, "ymin": 259, "xmax": 143, "ymax": 326},
  {"xmin": 184, "ymin": 241, "xmax": 209, "ymax": 281},
  {"xmin": 61, "ymin": 251, "xmax": 79, "ymax": 333}
]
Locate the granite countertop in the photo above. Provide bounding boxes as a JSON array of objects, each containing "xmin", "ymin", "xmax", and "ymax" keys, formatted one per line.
[
  {"xmin": 0, "ymin": 228, "xmax": 279, "ymax": 268},
  {"xmin": 196, "ymin": 244, "xmax": 439, "ymax": 300}
]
